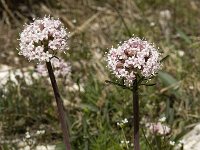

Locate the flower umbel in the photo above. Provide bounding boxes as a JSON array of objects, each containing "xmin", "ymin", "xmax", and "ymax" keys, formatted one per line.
[
  {"xmin": 106, "ymin": 37, "xmax": 161, "ymax": 83},
  {"xmin": 36, "ymin": 58, "xmax": 71, "ymax": 77},
  {"xmin": 19, "ymin": 16, "xmax": 69, "ymax": 62},
  {"xmin": 146, "ymin": 122, "xmax": 171, "ymax": 135}
]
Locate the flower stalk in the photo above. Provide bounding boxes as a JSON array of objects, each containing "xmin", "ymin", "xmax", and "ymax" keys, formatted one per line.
[
  {"xmin": 46, "ymin": 60, "xmax": 71, "ymax": 150},
  {"xmin": 132, "ymin": 78, "xmax": 140, "ymax": 150},
  {"xmin": 105, "ymin": 36, "xmax": 161, "ymax": 150},
  {"xmin": 18, "ymin": 16, "xmax": 71, "ymax": 149}
]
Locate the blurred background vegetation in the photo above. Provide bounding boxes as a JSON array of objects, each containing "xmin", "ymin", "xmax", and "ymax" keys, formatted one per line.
[{"xmin": 0, "ymin": 0, "xmax": 200, "ymax": 149}]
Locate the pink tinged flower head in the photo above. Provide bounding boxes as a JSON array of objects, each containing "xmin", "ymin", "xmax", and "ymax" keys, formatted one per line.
[
  {"xmin": 147, "ymin": 122, "xmax": 171, "ymax": 135},
  {"xmin": 19, "ymin": 16, "xmax": 69, "ymax": 62},
  {"xmin": 36, "ymin": 58, "xmax": 71, "ymax": 78},
  {"xmin": 106, "ymin": 37, "xmax": 161, "ymax": 83}
]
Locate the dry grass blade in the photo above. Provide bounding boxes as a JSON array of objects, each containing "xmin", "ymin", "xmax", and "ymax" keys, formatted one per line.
[{"xmin": 70, "ymin": 12, "xmax": 101, "ymax": 37}]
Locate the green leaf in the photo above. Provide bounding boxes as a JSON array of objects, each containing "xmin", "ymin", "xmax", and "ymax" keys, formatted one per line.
[
  {"xmin": 176, "ymin": 28, "xmax": 192, "ymax": 44},
  {"xmin": 158, "ymin": 71, "xmax": 180, "ymax": 97},
  {"xmin": 79, "ymin": 103, "xmax": 99, "ymax": 112},
  {"xmin": 158, "ymin": 71, "xmax": 178, "ymax": 87},
  {"xmin": 160, "ymin": 55, "xmax": 169, "ymax": 62},
  {"xmin": 55, "ymin": 143, "xmax": 65, "ymax": 150}
]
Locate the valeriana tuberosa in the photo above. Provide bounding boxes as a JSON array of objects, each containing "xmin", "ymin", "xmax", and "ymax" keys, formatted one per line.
[
  {"xmin": 19, "ymin": 16, "xmax": 69, "ymax": 62},
  {"xmin": 107, "ymin": 37, "xmax": 161, "ymax": 84},
  {"xmin": 106, "ymin": 37, "xmax": 161, "ymax": 150},
  {"xmin": 146, "ymin": 122, "xmax": 171, "ymax": 135},
  {"xmin": 19, "ymin": 16, "xmax": 71, "ymax": 150}
]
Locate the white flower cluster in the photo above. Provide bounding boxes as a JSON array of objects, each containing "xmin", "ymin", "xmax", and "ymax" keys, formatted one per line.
[
  {"xmin": 169, "ymin": 140, "xmax": 184, "ymax": 149},
  {"xmin": 117, "ymin": 118, "xmax": 128, "ymax": 126},
  {"xmin": 169, "ymin": 141, "xmax": 175, "ymax": 146},
  {"xmin": 36, "ymin": 130, "xmax": 45, "ymax": 135},
  {"xmin": 121, "ymin": 140, "xmax": 130, "ymax": 144},
  {"xmin": 120, "ymin": 140, "xmax": 131, "ymax": 148},
  {"xmin": 107, "ymin": 37, "xmax": 161, "ymax": 83},
  {"xmin": 36, "ymin": 58, "xmax": 71, "ymax": 77},
  {"xmin": 25, "ymin": 131, "xmax": 31, "ymax": 139},
  {"xmin": 19, "ymin": 16, "xmax": 69, "ymax": 62},
  {"xmin": 146, "ymin": 122, "xmax": 170, "ymax": 135}
]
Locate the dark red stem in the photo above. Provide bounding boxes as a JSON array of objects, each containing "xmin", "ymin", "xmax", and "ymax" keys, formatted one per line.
[
  {"xmin": 46, "ymin": 61, "xmax": 71, "ymax": 150},
  {"xmin": 133, "ymin": 78, "xmax": 140, "ymax": 150}
]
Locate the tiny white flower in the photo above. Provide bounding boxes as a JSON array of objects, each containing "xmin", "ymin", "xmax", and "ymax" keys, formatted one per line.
[
  {"xmin": 150, "ymin": 22, "xmax": 155, "ymax": 27},
  {"xmin": 159, "ymin": 116, "xmax": 166, "ymax": 122},
  {"xmin": 179, "ymin": 140, "xmax": 184, "ymax": 144},
  {"xmin": 124, "ymin": 118, "xmax": 128, "ymax": 123},
  {"xmin": 25, "ymin": 132, "xmax": 31, "ymax": 139},
  {"xmin": 189, "ymin": 86, "xmax": 194, "ymax": 90},
  {"xmin": 169, "ymin": 141, "xmax": 175, "ymax": 146},
  {"xmin": 122, "ymin": 118, "xmax": 128, "ymax": 124},
  {"xmin": 177, "ymin": 143, "xmax": 182, "ymax": 148},
  {"xmin": 36, "ymin": 130, "xmax": 45, "ymax": 135},
  {"xmin": 72, "ymin": 19, "xmax": 77, "ymax": 24},
  {"xmin": 178, "ymin": 50, "xmax": 185, "ymax": 57}
]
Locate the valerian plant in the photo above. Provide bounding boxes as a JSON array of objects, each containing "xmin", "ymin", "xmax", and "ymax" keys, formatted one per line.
[
  {"xmin": 18, "ymin": 16, "xmax": 71, "ymax": 150},
  {"xmin": 106, "ymin": 37, "xmax": 162, "ymax": 150}
]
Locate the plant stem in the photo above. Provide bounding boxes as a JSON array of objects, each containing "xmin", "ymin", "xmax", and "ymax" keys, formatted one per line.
[
  {"xmin": 46, "ymin": 61, "xmax": 71, "ymax": 150},
  {"xmin": 121, "ymin": 127, "xmax": 129, "ymax": 149},
  {"xmin": 141, "ymin": 127, "xmax": 153, "ymax": 150},
  {"xmin": 133, "ymin": 78, "xmax": 140, "ymax": 150}
]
